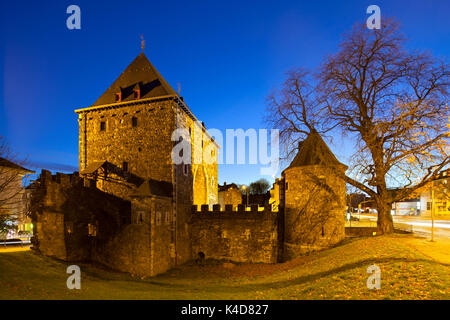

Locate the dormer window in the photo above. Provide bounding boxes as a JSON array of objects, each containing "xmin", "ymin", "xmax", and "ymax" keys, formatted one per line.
[
  {"xmin": 115, "ymin": 92, "xmax": 122, "ymax": 102},
  {"xmin": 133, "ymin": 89, "xmax": 140, "ymax": 99}
]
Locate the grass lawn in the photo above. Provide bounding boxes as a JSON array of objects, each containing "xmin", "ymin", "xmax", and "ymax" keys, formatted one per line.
[{"xmin": 0, "ymin": 234, "xmax": 449, "ymax": 300}]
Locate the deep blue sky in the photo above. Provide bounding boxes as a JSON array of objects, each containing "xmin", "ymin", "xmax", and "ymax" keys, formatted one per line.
[{"xmin": 1, "ymin": 0, "xmax": 449, "ymax": 185}]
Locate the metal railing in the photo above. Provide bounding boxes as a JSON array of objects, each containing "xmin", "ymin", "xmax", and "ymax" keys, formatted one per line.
[{"xmin": 0, "ymin": 239, "xmax": 31, "ymax": 246}]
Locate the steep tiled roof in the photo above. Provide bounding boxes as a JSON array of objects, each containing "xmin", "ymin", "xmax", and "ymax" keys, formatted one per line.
[
  {"xmin": 92, "ymin": 53, "xmax": 177, "ymax": 106},
  {"xmin": 0, "ymin": 157, "xmax": 35, "ymax": 174},
  {"xmin": 286, "ymin": 131, "xmax": 347, "ymax": 170}
]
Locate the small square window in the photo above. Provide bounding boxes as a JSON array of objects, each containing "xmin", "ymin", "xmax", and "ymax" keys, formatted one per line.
[{"xmin": 100, "ymin": 121, "xmax": 106, "ymax": 131}]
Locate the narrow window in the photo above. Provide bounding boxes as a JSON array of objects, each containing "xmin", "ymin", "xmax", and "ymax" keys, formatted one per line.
[
  {"xmin": 88, "ymin": 223, "xmax": 97, "ymax": 237},
  {"xmin": 122, "ymin": 161, "xmax": 128, "ymax": 172},
  {"xmin": 183, "ymin": 164, "xmax": 188, "ymax": 176},
  {"xmin": 285, "ymin": 182, "xmax": 289, "ymax": 190},
  {"xmin": 115, "ymin": 92, "xmax": 121, "ymax": 102},
  {"xmin": 165, "ymin": 212, "xmax": 170, "ymax": 224},
  {"xmin": 156, "ymin": 212, "xmax": 162, "ymax": 226},
  {"xmin": 100, "ymin": 121, "xmax": 106, "ymax": 131},
  {"xmin": 134, "ymin": 89, "xmax": 140, "ymax": 99},
  {"xmin": 132, "ymin": 116, "xmax": 138, "ymax": 127}
]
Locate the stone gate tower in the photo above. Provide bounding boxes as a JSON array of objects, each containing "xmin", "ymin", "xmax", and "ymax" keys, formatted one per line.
[
  {"xmin": 280, "ymin": 131, "xmax": 347, "ymax": 260},
  {"xmin": 74, "ymin": 52, "xmax": 219, "ymax": 272}
]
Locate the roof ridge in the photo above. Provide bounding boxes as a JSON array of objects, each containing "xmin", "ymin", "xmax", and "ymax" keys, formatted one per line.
[
  {"xmin": 285, "ymin": 131, "xmax": 347, "ymax": 170},
  {"xmin": 91, "ymin": 52, "xmax": 177, "ymax": 106}
]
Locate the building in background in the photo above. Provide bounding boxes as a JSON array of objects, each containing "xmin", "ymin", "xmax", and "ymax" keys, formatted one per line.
[
  {"xmin": 0, "ymin": 157, "xmax": 34, "ymax": 239},
  {"xmin": 390, "ymin": 169, "xmax": 449, "ymax": 217},
  {"xmin": 218, "ymin": 183, "xmax": 242, "ymax": 210}
]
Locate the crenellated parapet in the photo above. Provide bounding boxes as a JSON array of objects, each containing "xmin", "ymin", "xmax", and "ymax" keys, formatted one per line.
[
  {"xmin": 190, "ymin": 203, "xmax": 282, "ymax": 264},
  {"xmin": 191, "ymin": 204, "xmax": 275, "ymax": 215}
]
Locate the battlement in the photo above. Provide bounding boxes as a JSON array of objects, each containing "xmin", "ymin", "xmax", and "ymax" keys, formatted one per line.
[
  {"xmin": 39, "ymin": 169, "xmax": 83, "ymax": 187},
  {"xmin": 192, "ymin": 204, "xmax": 276, "ymax": 215},
  {"xmin": 190, "ymin": 203, "xmax": 281, "ymax": 264}
]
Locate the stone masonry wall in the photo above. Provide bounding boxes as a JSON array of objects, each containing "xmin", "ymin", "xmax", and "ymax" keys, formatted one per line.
[
  {"xmin": 78, "ymin": 99, "xmax": 177, "ymax": 200},
  {"xmin": 283, "ymin": 165, "xmax": 346, "ymax": 260},
  {"xmin": 174, "ymin": 105, "xmax": 219, "ymax": 265},
  {"xmin": 190, "ymin": 204, "xmax": 280, "ymax": 263}
]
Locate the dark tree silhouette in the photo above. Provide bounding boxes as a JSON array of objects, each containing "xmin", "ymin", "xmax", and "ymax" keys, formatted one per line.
[{"xmin": 249, "ymin": 178, "xmax": 271, "ymax": 195}]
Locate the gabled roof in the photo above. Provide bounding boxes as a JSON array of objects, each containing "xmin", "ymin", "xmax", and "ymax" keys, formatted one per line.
[
  {"xmin": 131, "ymin": 179, "xmax": 173, "ymax": 198},
  {"xmin": 80, "ymin": 160, "xmax": 107, "ymax": 175},
  {"xmin": 0, "ymin": 157, "xmax": 35, "ymax": 174},
  {"xmin": 219, "ymin": 183, "xmax": 239, "ymax": 192},
  {"xmin": 92, "ymin": 52, "xmax": 177, "ymax": 106},
  {"xmin": 285, "ymin": 131, "xmax": 347, "ymax": 171}
]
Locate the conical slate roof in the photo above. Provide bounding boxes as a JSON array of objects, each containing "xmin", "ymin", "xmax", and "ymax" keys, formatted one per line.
[
  {"xmin": 92, "ymin": 52, "xmax": 177, "ymax": 106},
  {"xmin": 286, "ymin": 131, "xmax": 347, "ymax": 170}
]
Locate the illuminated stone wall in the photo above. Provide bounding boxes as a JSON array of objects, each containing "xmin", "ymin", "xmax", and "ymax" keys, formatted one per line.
[
  {"xmin": 76, "ymin": 98, "xmax": 219, "ymax": 268},
  {"xmin": 190, "ymin": 205, "xmax": 281, "ymax": 263},
  {"xmin": 282, "ymin": 165, "xmax": 346, "ymax": 260},
  {"xmin": 78, "ymin": 99, "xmax": 177, "ymax": 199}
]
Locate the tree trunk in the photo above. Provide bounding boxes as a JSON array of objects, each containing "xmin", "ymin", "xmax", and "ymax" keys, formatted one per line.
[{"xmin": 377, "ymin": 201, "xmax": 394, "ymax": 234}]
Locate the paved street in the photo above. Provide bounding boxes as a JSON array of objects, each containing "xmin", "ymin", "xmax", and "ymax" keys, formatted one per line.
[{"xmin": 357, "ymin": 214, "xmax": 450, "ymax": 239}]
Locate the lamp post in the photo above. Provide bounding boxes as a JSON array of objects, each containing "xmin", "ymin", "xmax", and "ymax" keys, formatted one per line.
[
  {"xmin": 431, "ymin": 181, "xmax": 435, "ymax": 242},
  {"xmin": 241, "ymin": 185, "xmax": 248, "ymax": 208}
]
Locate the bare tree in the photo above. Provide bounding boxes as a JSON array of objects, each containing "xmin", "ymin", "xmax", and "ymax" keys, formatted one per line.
[
  {"xmin": 0, "ymin": 136, "xmax": 32, "ymax": 235},
  {"xmin": 268, "ymin": 19, "xmax": 449, "ymax": 234}
]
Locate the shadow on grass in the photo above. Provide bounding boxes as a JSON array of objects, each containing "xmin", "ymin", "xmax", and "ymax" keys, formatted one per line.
[{"xmin": 78, "ymin": 256, "xmax": 449, "ymax": 294}]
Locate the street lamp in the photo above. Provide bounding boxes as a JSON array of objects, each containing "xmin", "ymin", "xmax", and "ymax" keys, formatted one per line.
[
  {"xmin": 431, "ymin": 180, "xmax": 435, "ymax": 242},
  {"xmin": 241, "ymin": 185, "xmax": 248, "ymax": 207}
]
